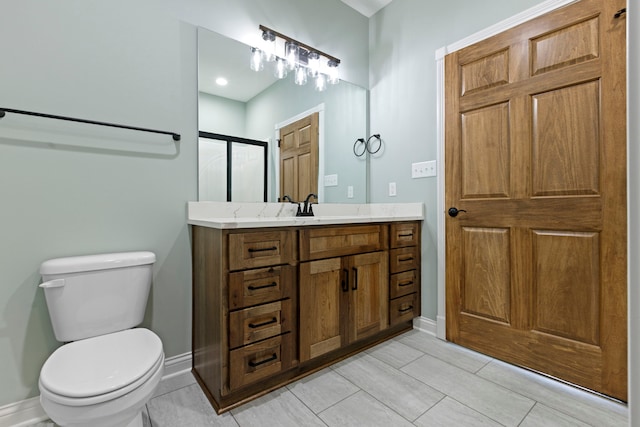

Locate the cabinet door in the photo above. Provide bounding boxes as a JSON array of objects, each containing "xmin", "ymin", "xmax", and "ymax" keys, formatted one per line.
[
  {"xmin": 299, "ymin": 258, "xmax": 348, "ymax": 362},
  {"xmin": 348, "ymin": 252, "xmax": 389, "ymax": 342}
]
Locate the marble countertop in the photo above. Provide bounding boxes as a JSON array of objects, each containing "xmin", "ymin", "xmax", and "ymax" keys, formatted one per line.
[{"xmin": 187, "ymin": 202, "xmax": 424, "ymax": 229}]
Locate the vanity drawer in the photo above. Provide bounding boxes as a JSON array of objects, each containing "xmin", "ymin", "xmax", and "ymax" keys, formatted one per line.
[
  {"xmin": 299, "ymin": 224, "xmax": 387, "ymax": 261},
  {"xmin": 229, "ymin": 334, "xmax": 293, "ymax": 391},
  {"xmin": 390, "ymin": 222, "xmax": 419, "ymax": 248},
  {"xmin": 229, "ymin": 265, "xmax": 294, "ymax": 310},
  {"xmin": 390, "ymin": 270, "xmax": 418, "ymax": 299},
  {"xmin": 229, "ymin": 300, "xmax": 292, "ymax": 348},
  {"xmin": 389, "ymin": 247, "xmax": 419, "ymax": 273},
  {"xmin": 390, "ymin": 293, "xmax": 418, "ymax": 326},
  {"xmin": 228, "ymin": 230, "xmax": 295, "ymax": 271}
]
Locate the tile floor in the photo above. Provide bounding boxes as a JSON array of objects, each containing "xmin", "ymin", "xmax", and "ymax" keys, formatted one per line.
[{"xmin": 34, "ymin": 329, "xmax": 628, "ymax": 427}]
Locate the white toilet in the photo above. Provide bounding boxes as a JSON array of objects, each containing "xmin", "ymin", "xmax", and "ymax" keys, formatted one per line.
[{"xmin": 38, "ymin": 251, "xmax": 164, "ymax": 427}]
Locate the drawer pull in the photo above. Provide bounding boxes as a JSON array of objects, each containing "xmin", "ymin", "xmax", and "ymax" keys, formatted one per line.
[
  {"xmin": 248, "ymin": 317, "xmax": 278, "ymax": 329},
  {"xmin": 352, "ymin": 267, "xmax": 358, "ymax": 290},
  {"xmin": 248, "ymin": 246, "xmax": 277, "ymax": 253},
  {"xmin": 248, "ymin": 282, "xmax": 277, "ymax": 291},
  {"xmin": 398, "ymin": 280, "xmax": 414, "ymax": 287},
  {"xmin": 399, "ymin": 305, "xmax": 414, "ymax": 313},
  {"xmin": 248, "ymin": 353, "xmax": 278, "ymax": 367},
  {"xmin": 399, "ymin": 256, "xmax": 414, "ymax": 262},
  {"xmin": 398, "ymin": 233, "xmax": 413, "ymax": 238}
]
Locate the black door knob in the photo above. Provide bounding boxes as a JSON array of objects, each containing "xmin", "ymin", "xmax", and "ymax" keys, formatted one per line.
[{"xmin": 448, "ymin": 207, "xmax": 467, "ymax": 217}]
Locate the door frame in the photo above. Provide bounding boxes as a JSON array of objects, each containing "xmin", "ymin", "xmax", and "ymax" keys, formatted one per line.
[
  {"xmin": 435, "ymin": 0, "xmax": 581, "ymax": 340},
  {"xmin": 273, "ymin": 103, "xmax": 325, "ymax": 202}
]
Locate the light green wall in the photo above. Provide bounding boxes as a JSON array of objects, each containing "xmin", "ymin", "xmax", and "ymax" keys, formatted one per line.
[
  {"xmin": 368, "ymin": 0, "xmax": 547, "ymax": 319},
  {"xmin": 198, "ymin": 92, "xmax": 246, "ymax": 136},
  {"xmin": 0, "ymin": 0, "xmax": 367, "ymax": 407}
]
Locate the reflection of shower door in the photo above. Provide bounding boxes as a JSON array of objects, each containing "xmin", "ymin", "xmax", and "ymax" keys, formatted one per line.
[
  {"xmin": 198, "ymin": 132, "xmax": 267, "ymax": 202},
  {"xmin": 279, "ymin": 113, "xmax": 319, "ymax": 202}
]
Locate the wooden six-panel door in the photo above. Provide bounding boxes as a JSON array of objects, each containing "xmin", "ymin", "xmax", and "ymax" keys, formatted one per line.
[
  {"xmin": 445, "ymin": 0, "xmax": 627, "ymax": 400},
  {"xmin": 279, "ymin": 113, "xmax": 319, "ymax": 202}
]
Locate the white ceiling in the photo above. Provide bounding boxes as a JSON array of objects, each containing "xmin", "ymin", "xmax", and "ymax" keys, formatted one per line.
[
  {"xmin": 340, "ymin": 0, "xmax": 394, "ymax": 17},
  {"xmin": 198, "ymin": 29, "xmax": 278, "ymax": 103}
]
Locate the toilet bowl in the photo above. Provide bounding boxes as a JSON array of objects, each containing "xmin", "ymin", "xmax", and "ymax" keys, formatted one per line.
[
  {"xmin": 39, "ymin": 328, "xmax": 163, "ymax": 427},
  {"xmin": 38, "ymin": 252, "xmax": 164, "ymax": 427}
]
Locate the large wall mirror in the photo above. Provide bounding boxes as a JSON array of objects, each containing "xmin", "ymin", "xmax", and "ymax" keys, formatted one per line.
[{"xmin": 197, "ymin": 27, "xmax": 368, "ymax": 204}]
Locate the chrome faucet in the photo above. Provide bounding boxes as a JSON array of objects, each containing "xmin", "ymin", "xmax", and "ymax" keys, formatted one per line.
[{"xmin": 300, "ymin": 193, "xmax": 317, "ymax": 217}]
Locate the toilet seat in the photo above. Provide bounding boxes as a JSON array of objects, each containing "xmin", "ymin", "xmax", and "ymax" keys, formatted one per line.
[{"xmin": 40, "ymin": 328, "xmax": 163, "ymax": 406}]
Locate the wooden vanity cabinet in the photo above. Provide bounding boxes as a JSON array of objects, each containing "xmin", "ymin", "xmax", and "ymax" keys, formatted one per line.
[{"xmin": 192, "ymin": 221, "xmax": 420, "ymax": 413}]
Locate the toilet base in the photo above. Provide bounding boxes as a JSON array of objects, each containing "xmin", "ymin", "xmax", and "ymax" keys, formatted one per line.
[{"xmin": 124, "ymin": 411, "xmax": 143, "ymax": 427}]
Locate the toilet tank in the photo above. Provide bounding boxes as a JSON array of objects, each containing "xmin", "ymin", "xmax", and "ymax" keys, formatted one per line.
[{"xmin": 39, "ymin": 251, "xmax": 156, "ymax": 342}]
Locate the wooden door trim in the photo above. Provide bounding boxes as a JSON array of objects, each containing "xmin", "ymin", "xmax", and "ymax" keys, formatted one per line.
[
  {"xmin": 435, "ymin": 0, "xmax": 587, "ymax": 341},
  {"xmin": 274, "ymin": 103, "xmax": 325, "ymax": 202}
]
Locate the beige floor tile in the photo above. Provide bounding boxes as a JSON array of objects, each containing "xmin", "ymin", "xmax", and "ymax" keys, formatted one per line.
[
  {"xmin": 152, "ymin": 370, "xmax": 198, "ymax": 398},
  {"xmin": 413, "ymin": 396, "xmax": 503, "ymax": 427},
  {"xmin": 333, "ymin": 352, "xmax": 443, "ymax": 421},
  {"xmin": 287, "ymin": 368, "xmax": 359, "ymax": 414},
  {"xmin": 147, "ymin": 383, "xmax": 237, "ymax": 427},
  {"xmin": 519, "ymin": 403, "xmax": 592, "ymax": 427},
  {"xmin": 402, "ymin": 354, "xmax": 534, "ymax": 426},
  {"xmin": 365, "ymin": 337, "xmax": 424, "ymax": 368},
  {"xmin": 477, "ymin": 359, "xmax": 628, "ymax": 427},
  {"xmin": 398, "ymin": 329, "xmax": 492, "ymax": 373},
  {"xmin": 230, "ymin": 389, "xmax": 325, "ymax": 427},
  {"xmin": 319, "ymin": 390, "xmax": 413, "ymax": 427}
]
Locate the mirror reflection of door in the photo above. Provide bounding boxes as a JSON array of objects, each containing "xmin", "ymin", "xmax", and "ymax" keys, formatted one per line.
[{"xmin": 279, "ymin": 112, "xmax": 319, "ymax": 202}]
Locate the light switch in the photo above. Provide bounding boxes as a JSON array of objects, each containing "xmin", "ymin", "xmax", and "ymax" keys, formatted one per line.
[
  {"xmin": 389, "ymin": 182, "xmax": 397, "ymax": 197},
  {"xmin": 324, "ymin": 174, "xmax": 338, "ymax": 187}
]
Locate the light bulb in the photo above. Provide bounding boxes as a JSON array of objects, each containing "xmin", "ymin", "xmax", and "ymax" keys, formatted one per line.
[
  {"xmin": 327, "ymin": 60, "xmax": 339, "ymax": 84},
  {"xmin": 307, "ymin": 52, "xmax": 320, "ymax": 77},
  {"xmin": 285, "ymin": 41, "xmax": 299, "ymax": 71},
  {"xmin": 294, "ymin": 66, "xmax": 307, "ymax": 85},
  {"xmin": 250, "ymin": 47, "xmax": 264, "ymax": 72},
  {"xmin": 262, "ymin": 30, "xmax": 276, "ymax": 62},
  {"xmin": 274, "ymin": 57, "xmax": 288, "ymax": 79},
  {"xmin": 314, "ymin": 73, "xmax": 327, "ymax": 92}
]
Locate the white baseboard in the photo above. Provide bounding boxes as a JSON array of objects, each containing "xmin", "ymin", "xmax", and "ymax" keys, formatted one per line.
[
  {"xmin": 162, "ymin": 351, "xmax": 192, "ymax": 380},
  {"xmin": 0, "ymin": 396, "xmax": 47, "ymax": 427},
  {"xmin": 413, "ymin": 316, "xmax": 437, "ymax": 336},
  {"xmin": 0, "ymin": 352, "xmax": 193, "ymax": 427}
]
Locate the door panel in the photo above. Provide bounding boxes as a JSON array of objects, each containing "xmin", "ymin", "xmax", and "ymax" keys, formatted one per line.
[
  {"xmin": 461, "ymin": 103, "xmax": 510, "ymax": 198},
  {"xmin": 299, "ymin": 258, "xmax": 346, "ymax": 362},
  {"xmin": 532, "ymin": 81, "xmax": 600, "ymax": 196},
  {"xmin": 445, "ymin": 0, "xmax": 626, "ymax": 400},
  {"xmin": 348, "ymin": 252, "xmax": 389, "ymax": 342},
  {"xmin": 533, "ymin": 231, "xmax": 600, "ymax": 345},
  {"xmin": 462, "ymin": 227, "xmax": 511, "ymax": 323}
]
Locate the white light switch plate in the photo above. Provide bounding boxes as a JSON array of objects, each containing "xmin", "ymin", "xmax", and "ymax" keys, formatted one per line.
[
  {"xmin": 324, "ymin": 174, "xmax": 338, "ymax": 186},
  {"xmin": 412, "ymin": 160, "xmax": 437, "ymax": 178},
  {"xmin": 389, "ymin": 182, "xmax": 397, "ymax": 196},
  {"xmin": 347, "ymin": 186, "xmax": 354, "ymax": 198}
]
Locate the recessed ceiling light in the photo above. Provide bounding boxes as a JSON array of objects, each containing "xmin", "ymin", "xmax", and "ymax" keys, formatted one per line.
[{"xmin": 216, "ymin": 77, "xmax": 228, "ymax": 86}]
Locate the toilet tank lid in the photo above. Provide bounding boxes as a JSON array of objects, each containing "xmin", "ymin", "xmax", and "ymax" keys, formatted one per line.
[{"xmin": 40, "ymin": 251, "xmax": 156, "ymax": 275}]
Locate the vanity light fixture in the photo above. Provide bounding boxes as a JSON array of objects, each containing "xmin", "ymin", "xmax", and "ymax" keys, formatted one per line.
[{"xmin": 251, "ymin": 25, "xmax": 341, "ymax": 91}]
